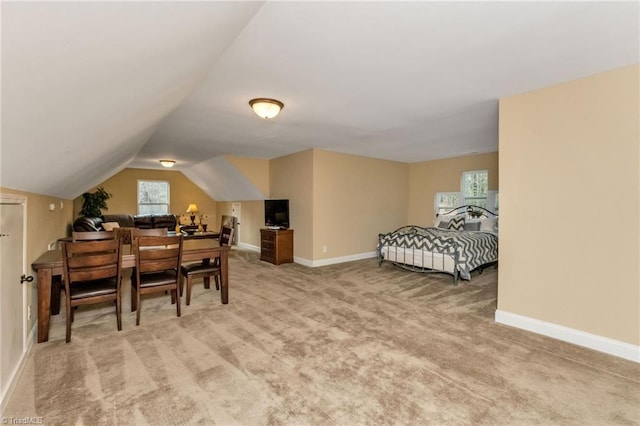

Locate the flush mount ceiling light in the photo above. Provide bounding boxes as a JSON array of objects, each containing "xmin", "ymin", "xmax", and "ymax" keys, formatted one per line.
[
  {"xmin": 159, "ymin": 160, "xmax": 176, "ymax": 168},
  {"xmin": 249, "ymin": 98, "xmax": 284, "ymax": 119}
]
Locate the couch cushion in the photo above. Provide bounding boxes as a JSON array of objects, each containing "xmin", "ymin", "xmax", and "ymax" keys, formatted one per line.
[
  {"xmin": 152, "ymin": 215, "xmax": 177, "ymax": 229},
  {"xmin": 133, "ymin": 215, "xmax": 154, "ymax": 229},
  {"xmin": 102, "ymin": 214, "xmax": 134, "ymax": 228},
  {"xmin": 73, "ymin": 217, "xmax": 104, "ymax": 232}
]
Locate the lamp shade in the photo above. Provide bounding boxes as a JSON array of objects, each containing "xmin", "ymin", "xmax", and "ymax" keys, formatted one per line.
[
  {"xmin": 159, "ymin": 160, "xmax": 175, "ymax": 168},
  {"xmin": 186, "ymin": 203, "xmax": 199, "ymax": 213},
  {"xmin": 249, "ymin": 98, "xmax": 284, "ymax": 119}
]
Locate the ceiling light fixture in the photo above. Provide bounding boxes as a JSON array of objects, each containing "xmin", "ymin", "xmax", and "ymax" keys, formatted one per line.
[
  {"xmin": 159, "ymin": 160, "xmax": 176, "ymax": 168},
  {"xmin": 249, "ymin": 98, "xmax": 284, "ymax": 119}
]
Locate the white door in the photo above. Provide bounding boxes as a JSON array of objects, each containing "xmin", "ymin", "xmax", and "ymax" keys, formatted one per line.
[
  {"xmin": 231, "ymin": 202, "xmax": 241, "ymax": 244},
  {"xmin": 0, "ymin": 197, "xmax": 27, "ymax": 407}
]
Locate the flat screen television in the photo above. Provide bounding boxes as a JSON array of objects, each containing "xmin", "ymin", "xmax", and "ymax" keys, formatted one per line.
[{"xmin": 264, "ymin": 199, "xmax": 289, "ymax": 229}]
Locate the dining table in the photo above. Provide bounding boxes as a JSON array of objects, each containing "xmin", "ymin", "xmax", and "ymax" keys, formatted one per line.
[{"xmin": 31, "ymin": 239, "xmax": 230, "ymax": 343}]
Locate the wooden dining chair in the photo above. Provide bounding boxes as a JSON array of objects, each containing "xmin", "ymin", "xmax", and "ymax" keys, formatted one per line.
[
  {"xmin": 132, "ymin": 228, "xmax": 167, "ymax": 237},
  {"xmin": 57, "ymin": 231, "xmax": 117, "ymax": 316},
  {"xmin": 180, "ymin": 226, "xmax": 234, "ymax": 306},
  {"xmin": 72, "ymin": 231, "xmax": 115, "ymax": 241},
  {"xmin": 114, "ymin": 227, "xmax": 133, "ymax": 245},
  {"xmin": 131, "ymin": 234, "xmax": 183, "ymax": 325},
  {"xmin": 61, "ymin": 238, "xmax": 123, "ymax": 343},
  {"xmin": 130, "ymin": 227, "xmax": 168, "ymax": 282}
]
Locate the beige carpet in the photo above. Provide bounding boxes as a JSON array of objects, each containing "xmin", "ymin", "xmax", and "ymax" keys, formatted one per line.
[{"xmin": 4, "ymin": 248, "xmax": 640, "ymax": 425}]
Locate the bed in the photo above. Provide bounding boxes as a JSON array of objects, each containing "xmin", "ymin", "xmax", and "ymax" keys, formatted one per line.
[{"xmin": 377, "ymin": 205, "xmax": 498, "ymax": 284}]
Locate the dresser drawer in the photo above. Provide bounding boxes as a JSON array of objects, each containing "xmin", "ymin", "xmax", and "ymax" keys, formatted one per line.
[
  {"xmin": 261, "ymin": 241, "xmax": 274, "ymax": 250},
  {"xmin": 261, "ymin": 232, "xmax": 275, "ymax": 242},
  {"xmin": 261, "ymin": 249, "xmax": 275, "ymax": 261}
]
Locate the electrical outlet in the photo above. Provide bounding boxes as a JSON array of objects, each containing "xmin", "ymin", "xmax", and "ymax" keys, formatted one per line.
[
  {"xmin": 322, "ymin": 246, "xmax": 328, "ymax": 253},
  {"xmin": 28, "ymin": 305, "xmax": 32, "ymax": 321}
]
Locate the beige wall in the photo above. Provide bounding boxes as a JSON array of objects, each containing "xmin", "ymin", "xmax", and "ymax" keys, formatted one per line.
[
  {"xmin": 73, "ymin": 168, "xmax": 217, "ymax": 227},
  {"xmin": 498, "ymin": 64, "xmax": 639, "ymax": 345},
  {"xmin": 408, "ymin": 152, "xmax": 499, "ymax": 227},
  {"xmin": 270, "ymin": 150, "xmax": 315, "ymax": 260},
  {"xmin": 215, "ymin": 200, "xmax": 263, "ymax": 248},
  {"xmin": 313, "ymin": 150, "xmax": 408, "ymax": 259},
  {"xmin": 268, "ymin": 149, "xmax": 409, "ymax": 262},
  {"xmin": 225, "ymin": 155, "xmax": 270, "ymax": 198},
  {"xmin": 1, "ymin": 187, "xmax": 73, "ymax": 334}
]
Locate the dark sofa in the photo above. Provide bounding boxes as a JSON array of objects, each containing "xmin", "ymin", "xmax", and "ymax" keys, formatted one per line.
[{"xmin": 73, "ymin": 214, "xmax": 177, "ymax": 232}]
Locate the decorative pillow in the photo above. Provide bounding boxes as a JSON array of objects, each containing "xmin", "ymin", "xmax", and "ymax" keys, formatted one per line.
[
  {"xmin": 480, "ymin": 218, "xmax": 496, "ymax": 232},
  {"xmin": 437, "ymin": 220, "xmax": 450, "ymax": 229},
  {"xmin": 435, "ymin": 214, "xmax": 456, "ymax": 228},
  {"xmin": 464, "ymin": 221, "xmax": 481, "ymax": 231},
  {"xmin": 102, "ymin": 222, "xmax": 120, "ymax": 232},
  {"xmin": 448, "ymin": 216, "xmax": 465, "ymax": 231}
]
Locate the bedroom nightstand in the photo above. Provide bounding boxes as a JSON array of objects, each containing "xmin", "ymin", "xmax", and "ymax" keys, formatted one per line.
[{"xmin": 260, "ymin": 228, "xmax": 294, "ymax": 265}]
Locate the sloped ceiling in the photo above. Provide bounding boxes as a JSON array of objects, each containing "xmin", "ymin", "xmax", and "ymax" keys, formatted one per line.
[{"xmin": 2, "ymin": 1, "xmax": 638, "ymax": 200}]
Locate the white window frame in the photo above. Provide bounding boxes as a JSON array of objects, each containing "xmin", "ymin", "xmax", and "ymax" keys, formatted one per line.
[
  {"xmin": 434, "ymin": 192, "xmax": 461, "ymax": 216},
  {"xmin": 461, "ymin": 170, "xmax": 488, "ymax": 208},
  {"xmin": 487, "ymin": 190, "xmax": 499, "ymax": 214},
  {"xmin": 137, "ymin": 180, "xmax": 170, "ymax": 215}
]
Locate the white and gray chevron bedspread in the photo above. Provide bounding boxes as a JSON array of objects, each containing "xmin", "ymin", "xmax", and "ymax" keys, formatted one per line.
[{"xmin": 378, "ymin": 226, "xmax": 498, "ymax": 280}]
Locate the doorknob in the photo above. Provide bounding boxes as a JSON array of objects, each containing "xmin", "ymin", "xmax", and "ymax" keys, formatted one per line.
[{"xmin": 20, "ymin": 274, "xmax": 34, "ymax": 284}]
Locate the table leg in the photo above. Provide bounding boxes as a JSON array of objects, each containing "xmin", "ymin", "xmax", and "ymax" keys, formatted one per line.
[
  {"xmin": 220, "ymin": 251, "xmax": 228, "ymax": 304},
  {"xmin": 37, "ymin": 268, "xmax": 52, "ymax": 343},
  {"xmin": 203, "ymin": 258, "xmax": 211, "ymax": 289}
]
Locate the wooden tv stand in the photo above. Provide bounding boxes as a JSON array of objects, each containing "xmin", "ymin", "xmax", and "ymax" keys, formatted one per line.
[{"xmin": 260, "ymin": 228, "xmax": 293, "ymax": 265}]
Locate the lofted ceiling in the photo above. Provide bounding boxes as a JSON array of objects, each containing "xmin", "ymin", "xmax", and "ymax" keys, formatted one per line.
[{"xmin": 1, "ymin": 1, "xmax": 638, "ymax": 200}]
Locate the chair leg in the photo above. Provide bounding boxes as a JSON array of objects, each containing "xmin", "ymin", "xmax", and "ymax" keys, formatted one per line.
[
  {"xmin": 176, "ymin": 283, "xmax": 181, "ymax": 317},
  {"xmin": 203, "ymin": 276, "xmax": 210, "ymax": 290},
  {"xmin": 186, "ymin": 275, "xmax": 192, "ymax": 306},
  {"xmin": 65, "ymin": 302, "xmax": 72, "ymax": 343},
  {"xmin": 136, "ymin": 291, "xmax": 141, "ymax": 326},
  {"xmin": 214, "ymin": 274, "xmax": 220, "ymax": 291},
  {"xmin": 116, "ymin": 294, "xmax": 122, "ymax": 331},
  {"xmin": 131, "ymin": 285, "xmax": 137, "ymax": 312}
]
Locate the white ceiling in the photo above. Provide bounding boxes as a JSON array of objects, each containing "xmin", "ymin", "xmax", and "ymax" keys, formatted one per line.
[{"xmin": 1, "ymin": 1, "xmax": 638, "ymax": 200}]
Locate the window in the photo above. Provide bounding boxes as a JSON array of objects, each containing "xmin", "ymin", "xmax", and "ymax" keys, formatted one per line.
[
  {"xmin": 435, "ymin": 192, "xmax": 460, "ymax": 216},
  {"xmin": 138, "ymin": 180, "xmax": 169, "ymax": 215},
  {"xmin": 433, "ymin": 170, "xmax": 496, "ymax": 216},
  {"xmin": 461, "ymin": 170, "xmax": 488, "ymax": 208},
  {"xmin": 487, "ymin": 190, "xmax": 499, "ymax": 214}
]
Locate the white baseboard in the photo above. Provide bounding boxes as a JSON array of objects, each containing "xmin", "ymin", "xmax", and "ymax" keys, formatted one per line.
[
  {"xmin": 1, "ymin": 323, "xmax": 36, "ymax": 416},
  {"xmin": 295, "ymin": 251, "xmax": 377, "ymax": 268},
  {"xmin": 495, "ymin": 309, "xmax": 639, "ymax": 363},
  {"xmin": 237, "ymin": 242, "xmax": 260, "ymax": 252},
  {"xmin": 236, "ymin": 244, "xmax": 376, "ymax": 267}
]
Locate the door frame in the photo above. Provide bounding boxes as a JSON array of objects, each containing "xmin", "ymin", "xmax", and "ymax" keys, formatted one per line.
[
  {"xmin": 0, "ymin": 193, "xmax": 28, "ymax": 350},
  {"xmin": 0, "ymin": 193, "xmax": 29, "ymax": 414},
  {"xmin": 231, "ymin": 202, "xmax": 241, "ymax": 244}
]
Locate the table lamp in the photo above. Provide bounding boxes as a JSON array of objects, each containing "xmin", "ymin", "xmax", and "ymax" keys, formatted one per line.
[{"xmin": 186, "ymin": 203, "xmax": 199, "ymax": 226}]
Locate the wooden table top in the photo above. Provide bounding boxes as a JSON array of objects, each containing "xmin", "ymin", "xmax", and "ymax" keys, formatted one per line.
[{"xmin": 32, "ymin": 243, "xmax": 229, "ymax": 270}]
